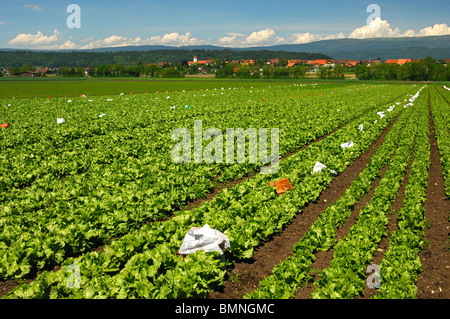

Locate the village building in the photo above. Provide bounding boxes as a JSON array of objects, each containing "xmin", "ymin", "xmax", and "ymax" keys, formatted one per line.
[
  {"xmin": 240, "ymin": 60, "xmax": 255, "ymax": 66},
  {"xmin": 267, "ymin": 59, "xmax": 280, "ymax": 66},
  {"xmin": 35, "ymin": 67, "xmax": 50, "ymax": 75},
  {"xmin": 305, "ymin": 59, "xmax": 331, "ymax": 66},
  {"xmin": 16, "ymin": 71, "xmax": 38, "ymax": 77},
  {"xmin": 287, "ymin": 59, "xmax": 306, "ymax": 67},
  {"xmin": 367, "ymin": 59, "xmax": 383, "ymax": 66},
  {"xmin": 384, "ymin": 59, "xmax": 417, "ymax": 65},
  {"xmin": 188, "ymin": 56, "xmax": 214, "ymax": 66}
]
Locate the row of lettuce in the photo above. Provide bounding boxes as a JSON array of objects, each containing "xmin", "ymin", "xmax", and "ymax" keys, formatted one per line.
[
  {"xmin": 433, "ymin": 86, "xmax": 450, "ymax": 197},
  {"xmin": 245, "ymin": 85, "xmax": 429, "ymax": 299},
  {"xmin": 2, "ymin": 84, "xmax": 418, "ymax": 298},
  {"xmin": 245, "ymin": 85, "xmax": 450, "ymax": 299},
  {"xmin": 376, "ymin": 86, "xmax": 450, "ymax": 298},
  {"xmin": 433, "ymin": 86, "xmax": 450, "ymax": 252}
]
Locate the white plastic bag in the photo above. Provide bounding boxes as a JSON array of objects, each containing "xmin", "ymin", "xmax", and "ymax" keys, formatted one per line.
[
  {"xmin": 341, "ymin": 140, "xmax": 354, "ymax": 149},
  {"xmin": 312, "ymin": 161, "xmax": 336, "ymax": 175},
  {"xmin": 377, "ymin": 111, "xmax": 386, "ymax": 119},
  {"xmin": 313, "ymin": 161, "xmax": 326, "ymax": 174},
  {"xmin": 57, "ymin": 118, "xmax": 65, "ymax": 124},
  {"xmin": 178, "ymin": 224, "xmax": 230, "ymax": 256},
  {"xmin": 358, "ymin": 124, "xmax": 364, "ymax": 132}
]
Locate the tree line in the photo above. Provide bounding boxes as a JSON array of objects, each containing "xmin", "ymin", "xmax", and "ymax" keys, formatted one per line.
[
  {"xmin": 0, "ymin": 49, "xmax": 330, "ymax": 68},
  {"xmin": 56, "ymin": 63, "xmax": 183, "ymax": 78},
  {"xmin": 56, "ymin": 60, "xmax": 308, "ymax": 79},
  {"xmin": 215, "ymin": 61, "xmax": 308, "ymax": 79},
  {"xmin": 354, "ymin": 57, "xmax": 450, "ymax": 81}
]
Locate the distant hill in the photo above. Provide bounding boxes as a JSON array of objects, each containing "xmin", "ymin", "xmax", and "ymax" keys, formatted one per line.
[
  {"xmin": 247, "ymin": 35, "xmax": 450, "ymax": 60},
  {"xmin": 83, "ymin": 35, "xmax": 450, "ymax": 60}
]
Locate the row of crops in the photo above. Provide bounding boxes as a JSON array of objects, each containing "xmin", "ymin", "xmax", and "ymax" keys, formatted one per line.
[
  {"xmin": 0, "ymin": 82, "xmax": 446, "ymax": 298},
  {"xmin": 246, "ymin": 85, "xmax": 430, "ymax": 299}
]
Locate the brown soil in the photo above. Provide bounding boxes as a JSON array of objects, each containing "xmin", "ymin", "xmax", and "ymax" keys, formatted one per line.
[
  {"xmin": 357, "ymin": 145, "xmax": 414, "ymax": 299},
  {"xmin": 296, "ymin": 164, "xmax": 390, "ymax": 299}
]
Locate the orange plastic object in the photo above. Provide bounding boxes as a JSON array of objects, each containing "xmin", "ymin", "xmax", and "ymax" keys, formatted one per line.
[
  {"xmin": 0, "ymin": 123, "xmax": 10, "ymax": 128},
  {"xmin": 269, "ymin": 178, "xmax": 293, "ymax": 195}
]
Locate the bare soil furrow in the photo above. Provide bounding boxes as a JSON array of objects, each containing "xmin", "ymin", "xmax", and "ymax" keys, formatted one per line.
[
  {"xmin": 295, "ymin": 164, "xmax": 389, "ymax": 299},
  {"xmin": 357, "ymin": 143, "xmax": 415, "ymax": 299}
]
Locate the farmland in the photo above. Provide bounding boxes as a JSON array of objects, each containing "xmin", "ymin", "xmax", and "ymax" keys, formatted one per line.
[
  {"xmin": 0, "ymin": 77, "xmax": 278, "ymax": 99},
  {"xmin": 0, "ymin": 79, "xmax": 449, "ymax": 300}
]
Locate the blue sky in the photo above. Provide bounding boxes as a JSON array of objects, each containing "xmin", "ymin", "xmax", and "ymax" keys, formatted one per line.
[{"xmin": 0, "ymin": 0, "xmax": 449, "ymax": 49}]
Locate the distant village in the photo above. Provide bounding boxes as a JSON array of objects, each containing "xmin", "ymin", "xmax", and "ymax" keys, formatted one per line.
[{"xmin": 2, "ymin": 55, "xmax": 450, "ymax": 79}]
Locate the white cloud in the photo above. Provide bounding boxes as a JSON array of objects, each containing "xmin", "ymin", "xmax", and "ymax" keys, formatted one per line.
[
  {"xmin": 9, "ymin": 29, "xmax": 63, "ymax": 47},
  {"xmin": 79, "ymin": 32, "xmax": 208, "ymax": 49},
  {"xmin": 8, "ymin": 29, "xmax": 77, "ymax": 50},
  {"xmin": 218, "ymin": 21, "xmax": 450, "ymax": 47},
  {"xmin": 79, "ymin": 35, "xmax": 142, "ymax": 49},
  {"xmin": 7, "ymin": 29, "xmax": 209, "ymax": 50},
  {"xmin": 348, "ymin": 18, "xmax": 450, "ymax": 39},
  {"xmin": 245, "ymin": 28, "xmax": 281, "ymax": 45},
  {"xmin": 289, "ymin": 32, "xmax": 322, "ymax": 44},
  {"xmin": 349, "ymin": 18, "xmax": 407, "ymax": 39},
  {"xmin": 217, "ymin": 35, "xmax": 238, "ymax": 46},
  {"xmin": 226, "ymin": 32, "xmax": 245, "ymax": 37},
  {"xmin": 417, "ymin": 23, "xmax": 450, "ymax": 36},
  {"xmin": 58, "ymin": 40, "xmax": 77, "ymax": 50},
  {"xmin": 218, "ymin": 28, "xmax": 345, "ymax": 47},
  {"xmin": 7, "ymin": 21, "xmax": 450, "ymax": 51},
  {"xmin": 273, "ymin": 31, "xmax": 345, "ymax": 45},
  {"xmin": 22, "ymin": 5, "xmax": 43, "ymax": 12},
  {"xmin": 218, "ymin": 28, "xmax": 284, "ymax": 47},
  {"xmin": 159, "ymin": 32, "xmax": 207, "ymax": 46},
  {"xmin": 0, "ymin": 21, "xmax": 6, "ymax": 25},
  {"xmin": 323, "ymin": 32, "xmax": 346, "ymax": 40}
]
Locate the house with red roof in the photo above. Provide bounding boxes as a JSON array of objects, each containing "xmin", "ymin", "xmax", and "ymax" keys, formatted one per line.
[
  {"xmin": 240, "ymin": 59, "xmax": 255, "ymax": 66},
  {"xmin": 188, "ymin": 56, "xmax": 213, "ymax": 65},
  {"xmin": 267, "ymin": 59, "xmax": 280, "ymax": 65},
  {"xmin": 384, "ymin": 59, "xmax": 413, "ymax": 65},
  {"xmin": 287, "ymin": 59, "xmax": 305, "ymax": 67},
  {"xmin": 397, "ymin": 59, "xmax": 412, "ymax": 65},
  {"xmin": 313, "ymin": 59, "xmax": 329, "ymax": 66}
]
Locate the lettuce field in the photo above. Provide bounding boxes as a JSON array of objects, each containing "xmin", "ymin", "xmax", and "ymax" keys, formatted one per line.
[{"xmin": 0, "ymin": 80, "xmax": 449, "ymax": 299}]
